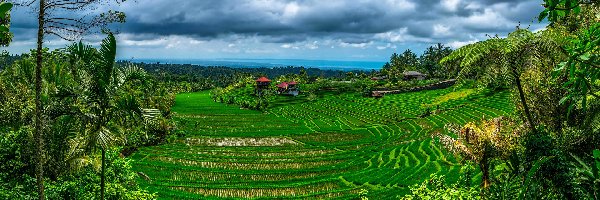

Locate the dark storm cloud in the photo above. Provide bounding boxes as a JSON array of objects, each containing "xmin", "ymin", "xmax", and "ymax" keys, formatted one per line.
[
  {"xmin": 6, "ymin": 0, "xmax": 548, "ymax": 57},
  {"xmin": 111, "ymin": 0, "xmax": 544, "ymax": 43}
]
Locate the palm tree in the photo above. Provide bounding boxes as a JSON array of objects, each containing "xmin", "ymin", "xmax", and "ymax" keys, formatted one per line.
[
  {"xmin": 67, "ymin": 33, "xmax": 160, "ymax": 199},
  {"xmin": 82, "ymin": 33, "xmax": 120, "ymax": 200}
]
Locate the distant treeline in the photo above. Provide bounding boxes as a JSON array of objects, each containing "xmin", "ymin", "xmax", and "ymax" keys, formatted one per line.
[
  {"xmin": 120, "ymin": 61, "xmax": 374, "ymax": 90},
  {"xmin": 0, "ymin": 52, "xmax": 26, "ymax": 70}
]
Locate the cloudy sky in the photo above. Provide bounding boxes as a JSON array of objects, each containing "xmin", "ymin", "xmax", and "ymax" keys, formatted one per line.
[{"xmin": 5, "ymin": 0, "xmax": 548, "ymax": 62}]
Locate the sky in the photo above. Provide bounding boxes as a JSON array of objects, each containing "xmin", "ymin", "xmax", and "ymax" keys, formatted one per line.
[{"xmin": 5, "ymin": 0, "xmax": 548, "ymax": 62}]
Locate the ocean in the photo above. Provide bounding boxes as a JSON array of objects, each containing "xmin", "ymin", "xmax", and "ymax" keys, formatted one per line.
[{"xmin": 125, "ymin": 58, "xmax": 385, "ymax": 71}]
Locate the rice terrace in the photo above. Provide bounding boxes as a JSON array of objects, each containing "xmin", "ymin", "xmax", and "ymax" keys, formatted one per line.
[
  {"xmin": 131, "ymin": 87, "xmax": 512, "ymax": 199},
  {"xmin": 1, "ymin": 0, "xmax": 599, "ymax": 199}
]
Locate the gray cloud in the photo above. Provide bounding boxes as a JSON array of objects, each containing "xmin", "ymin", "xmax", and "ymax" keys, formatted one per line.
[
  {"xmin": 5, "ymin": 0, "xmax": 548, "ymax": 60},
  {"xmin": 118, "ymin": 0, "xmax": 545, "ymax": 42}
]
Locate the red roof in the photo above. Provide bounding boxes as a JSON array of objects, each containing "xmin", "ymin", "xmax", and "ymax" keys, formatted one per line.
[
  {"xmin": 288, "ymin": 81, "xmax": 297, "ymax": 85},
  {"xmin": 276, "ymin": 82, "xmax": 289, "ymax": 88},
  {"xmin": 256, "ymin": 77, "xmax": 271, "ymax": 82}
]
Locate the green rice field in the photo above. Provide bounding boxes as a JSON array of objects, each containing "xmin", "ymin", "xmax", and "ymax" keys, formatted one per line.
[{"xmin": 130, "ymin": 87, "xmax": 513, "ymax": 199}]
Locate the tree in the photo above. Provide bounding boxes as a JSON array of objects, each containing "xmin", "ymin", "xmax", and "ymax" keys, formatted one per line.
[
  {"xmin": 419, "ymin": 43, "xmax": 453, "ymax": 78},
  {"xmin": 401, "ymin": 49, "xmax": 420, "ymax": 71},
  {"xmin": 440, "ymin": 28, "xmax": 550, "ymax": 133},
  {"xmin": 539, "ymin": 0, "xmax": 598, "ymax": 23},
  {"xmin": 17, "ymin": 0, "xmax": 126, "ymax": 199},
  {"xmin": 439, "ymin": 117, "xmax": 520, "ymax": 188},
  {"xmin": 67, "ymin": 33, "xmax": 160, "ymax": 200},
  {"xmin": 538, "ymin": 2, "xmax": 600, "ymax": 115},
  {"xmin": 384, "ymin": 50, "xmax": 420, "ymax": 79}
]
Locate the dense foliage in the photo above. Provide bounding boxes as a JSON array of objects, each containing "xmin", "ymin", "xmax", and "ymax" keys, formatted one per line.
[
  {"xmin": 0, "ymin": 35, "xmax": 177, "ymax": 199},
  {"xmin": 1, "ymin": 0, "xmax": 600, "ymax": 199},
  {"xmin": 400, "ymin": 1, "xmax": 600, "ymax": 199}
]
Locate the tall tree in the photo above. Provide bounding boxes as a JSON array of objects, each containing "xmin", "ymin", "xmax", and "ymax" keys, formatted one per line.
[
  {"xmin": 441, "ymin": 28, "xmax": 552, "ymax": 133},
  {"xmin": 400, "ymin": 49, "xmax": 419, "ymax": 71},
  {"xmin": 16, "ymin": 0, "xmax": 126, "ymax": 199},
  {"xmin": 385, "ymin": 53, "xmax": 400, "ymax": 79},
  {"xmin": 87, "ymin": 33, "xmax": 119, "ymax": 200},
  {"xmin": 420, "ymin": 43, "xmax": 453, "ymax": 78},
  {"xmin": 385, "ymin": 50, "xmax": 420, "ymax": 79},
  {"xmin": 66, "ymin": 34, "xmax": 158, "ymax": 199}
]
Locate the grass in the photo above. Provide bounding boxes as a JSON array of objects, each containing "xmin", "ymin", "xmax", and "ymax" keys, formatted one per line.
[
  {"xmin": 425, "ymin": 88, "xmax": 476, "ymax": 107},
  {"xmin": 130, "ymin": 87, "xmax": 513, "ymax": 199}
]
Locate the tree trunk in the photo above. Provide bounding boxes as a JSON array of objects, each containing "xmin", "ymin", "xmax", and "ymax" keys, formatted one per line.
[
  {"xmin": 480, "ymin": 156, "xmax": 491, "ymax": 189},
  {"xmin": 512, "ymin": 67, "xmax": 536, "ymax": 133},
  {"xmin": 101, "ymin": 148, "xmax": 106, "ymax": 200},
  {"xmin": 35, "ymin": 0, "xmax": 46, "ymax": 199}
]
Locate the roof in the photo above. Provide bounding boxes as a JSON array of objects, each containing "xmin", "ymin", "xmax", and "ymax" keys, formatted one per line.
[
  {"xmin": 288, "ymin": 81, "xmax": 297, "ymax": 85},
  {"xmin": 276, "ymin": 82, "xmax": 289, "ymax": 88},
  {"xmin": 256, "ymin": 77, "xmax": 271, "ymax": 82},
  {"xmin": 403, "ymin": 71, "xmax": 427, "ymax": 76}
]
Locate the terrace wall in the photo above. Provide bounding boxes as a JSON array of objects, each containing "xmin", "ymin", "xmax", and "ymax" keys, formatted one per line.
[{"xmin": 372, "ymin": 79, "xmax": 457, "ymax": 96}]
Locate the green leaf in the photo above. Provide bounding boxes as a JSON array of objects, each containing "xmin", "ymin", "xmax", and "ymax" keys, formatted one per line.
[
  {"xmin": 580, "ymin": 53, "xmax": 592, "ymax": 61},
  {"xmin": 555, "ymin": 62, "xmax": 567, "ymax": 71},
  {"xmin": 519, "ymin": 156, "xmax": 554, "ymax": 200},
  {"xmin": 559, "ymin": 95, "xmax": 571, "ymax": 105},
  {"xmin": 0, "ymin": 3, "xmax": 12, "ymax": 16},
  {"xmin": 582, "ymin": 94, "xmax": 587, "ymax": 112},
  {"xmin": 567, "ymin": 103, "xmax": 575, "ymax": 117},
  {"xmin": 538, "ymin": 10, "xmax": 549, "ymax": 21},
  {"xmin": 573, "ymin": 6, "xmax": 581, "ymax": 15},
  {"xmin": 557, "ymin": 10, "xmax": 566, "ymax": 18},
  {"xmin": 0, "ymin": 25, "xmax": 8, "ymax": 33},
  {"xmin": 592, "ymin": 150, "xmax": 600, "ymax": 182}
]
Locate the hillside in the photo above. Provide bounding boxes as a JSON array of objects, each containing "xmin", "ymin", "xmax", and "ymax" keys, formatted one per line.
[{"xmin": 131, "ymin": 87, "xmax": 512, "ymax": 199}]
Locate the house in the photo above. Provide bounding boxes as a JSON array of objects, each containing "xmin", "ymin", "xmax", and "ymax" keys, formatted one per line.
[
  {"xmin": 276, "ymin": 82, "xmax": 288, "ymax": 93},
  {"xmin": 403, "ymin": 71, "xmax": 427, "ymax": 80},
  {"xmin": 276, "ymin": 81, "xmax": 299, "ymax": 96},
  {"xmin": 256, "ymin": 76, "xmax": 271, "ymax": 87},
  {"xmin": 255, "ymin": 76, "xmax": 271, "ymax": 95}
]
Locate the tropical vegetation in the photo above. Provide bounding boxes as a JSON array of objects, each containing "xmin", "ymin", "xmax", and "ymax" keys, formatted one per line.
[{"xmin": 0, "ymin": 0, "xmax": 599, "ymax": 199}]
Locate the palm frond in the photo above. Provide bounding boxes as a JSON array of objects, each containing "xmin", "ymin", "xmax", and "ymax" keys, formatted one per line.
[
  {"xmin": 95, "ymin": 32, "xmax": 117, "ymax": 92},
  {"xmin": 142, "ymin": 108, "xmax": 161, "ymax": 127},
  {"xmin": 96, "ymin": 126, "xmax": 114, "ymax": 149}
]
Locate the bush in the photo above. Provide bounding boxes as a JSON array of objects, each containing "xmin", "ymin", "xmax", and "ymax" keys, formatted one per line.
[
  {"xmin": 402, "ymin": 174, "xmax": 479, "ymax": 200},
  {"xmin": 44, "ymin": 147, "xmax": 157, "ymax": 200}
]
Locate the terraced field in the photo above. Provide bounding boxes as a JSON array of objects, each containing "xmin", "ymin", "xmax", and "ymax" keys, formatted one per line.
[{"xmin": 131, "ymin": 87, "xmax": 513, "ymax": 199}]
